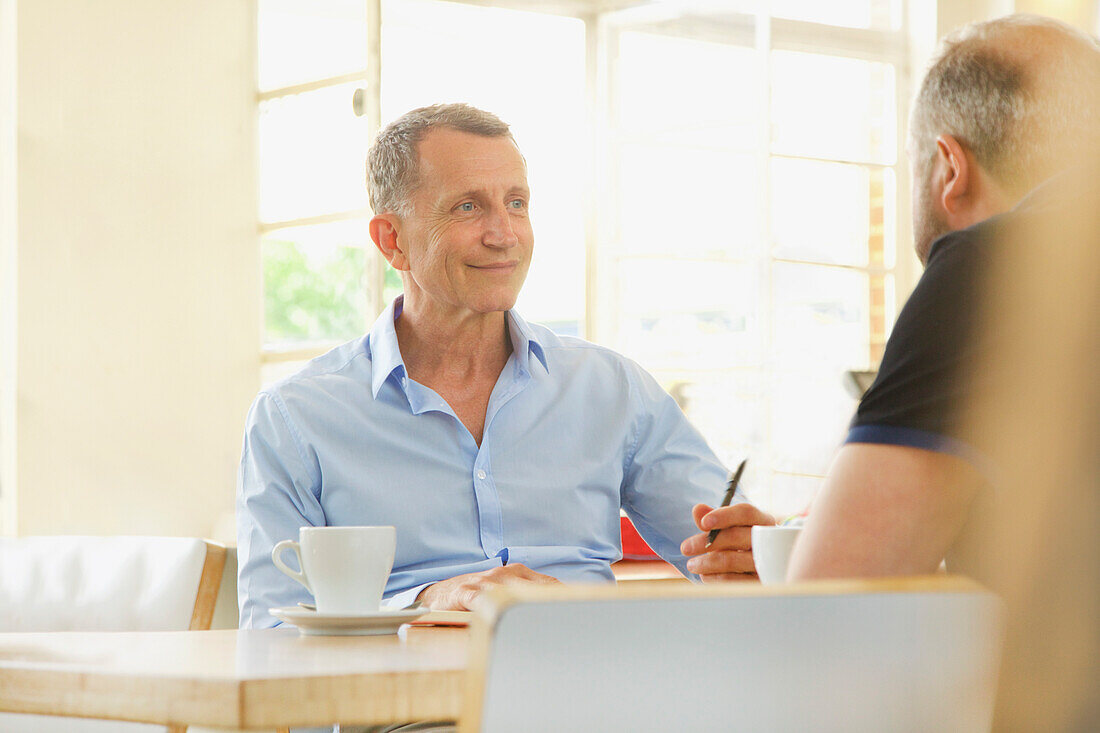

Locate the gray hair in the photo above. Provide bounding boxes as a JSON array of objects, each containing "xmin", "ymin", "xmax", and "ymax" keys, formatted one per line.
[
  {"xmin": 367, "ymin": 103, "xmax": 514, "ymax": 217},
  {"xmin": 909, "ymin": 14, "xmax": 1100, "ymax": 196}
]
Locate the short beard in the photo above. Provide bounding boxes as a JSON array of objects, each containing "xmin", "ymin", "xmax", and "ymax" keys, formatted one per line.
[{"xmin": 913, "ymin": 169, "xmax": 950, "ymax": 266}]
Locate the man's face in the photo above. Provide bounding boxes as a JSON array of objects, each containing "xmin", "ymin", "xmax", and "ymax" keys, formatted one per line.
[
  {"xmin": 397, "ymin": 128, "xmax": 533, "ymax": 315},
  {"xmin": 910, "ymin": 148, "xmax": 950, "ymax": 266}
]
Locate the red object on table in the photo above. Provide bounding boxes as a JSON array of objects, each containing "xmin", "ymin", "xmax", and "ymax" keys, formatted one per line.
[{"xmin": 620, "ymin": 515, "xmax": 659, "ymax": 559}]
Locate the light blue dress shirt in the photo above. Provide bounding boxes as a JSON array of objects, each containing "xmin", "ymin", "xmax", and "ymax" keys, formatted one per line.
[{"xmin": 237, "ymin": 297, "xmax": 736, "ymax": 628}]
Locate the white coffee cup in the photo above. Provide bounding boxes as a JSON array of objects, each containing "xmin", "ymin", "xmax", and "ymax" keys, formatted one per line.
[
  {"xmin": 272, "ymin": 526, "xmax": 396, "ymax": 614},
  {"xmin": 751, "ymin": 525, "xmax": 803, "ymax": 585}
]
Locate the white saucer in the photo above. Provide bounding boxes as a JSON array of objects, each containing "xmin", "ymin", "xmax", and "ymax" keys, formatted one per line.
[{"xmin": 270, "ymin": 606, "xmax": 426, "ymax": 636}]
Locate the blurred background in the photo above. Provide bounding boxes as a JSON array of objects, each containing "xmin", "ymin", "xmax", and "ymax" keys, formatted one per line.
[{"xmin": 1, "ymin": 0, "xmax": 1098, "ymax": 542}]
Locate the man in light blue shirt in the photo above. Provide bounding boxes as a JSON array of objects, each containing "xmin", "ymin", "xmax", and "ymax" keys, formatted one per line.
[{"xmin": 238, "ymin": 103, "xmax": 773, "ymax": 628}]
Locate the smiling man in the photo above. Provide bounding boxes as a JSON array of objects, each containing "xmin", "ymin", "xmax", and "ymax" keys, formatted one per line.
[{"xmin": 237, "ymin": 104, "xmax": 766, "ymax": 625}]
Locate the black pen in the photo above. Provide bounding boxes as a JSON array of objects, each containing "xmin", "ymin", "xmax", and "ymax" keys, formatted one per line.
[{"xmin": 705, "ymin": 459, "xmax": 747, "ymax": 549}]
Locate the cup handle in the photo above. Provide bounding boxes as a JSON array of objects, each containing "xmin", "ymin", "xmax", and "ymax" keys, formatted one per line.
[{"xmin": 271, "ymin": 539, "xmax": 312, "ymax": 594}]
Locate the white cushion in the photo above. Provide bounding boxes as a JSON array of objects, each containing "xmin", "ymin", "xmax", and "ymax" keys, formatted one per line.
[
  {"xmin": 0, "ymin": 536, "xmax": 207, "ymax": 631},
  {"xmin": 0, "ymin": 536, "xmax": 211, "ymax": 732}
]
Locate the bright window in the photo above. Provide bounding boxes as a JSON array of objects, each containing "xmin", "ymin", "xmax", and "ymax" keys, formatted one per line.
[{"xmin": 256, "ymin": 0, "xmax": 909, "ymax": 518}]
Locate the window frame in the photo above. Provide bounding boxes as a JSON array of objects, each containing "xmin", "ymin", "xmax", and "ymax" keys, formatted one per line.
[
  {"xmin": 590, "ymin": 6, "xmax": 913, "ymax": 501},
  {"xmin": 259, "ymin": 0, "xmax": 915, "ymax": 367}
]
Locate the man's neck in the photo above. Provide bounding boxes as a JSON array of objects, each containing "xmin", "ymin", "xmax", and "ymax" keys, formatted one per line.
[{"xmin": 394, "ymin": 299, "xmax": 513, "ymax": 387}]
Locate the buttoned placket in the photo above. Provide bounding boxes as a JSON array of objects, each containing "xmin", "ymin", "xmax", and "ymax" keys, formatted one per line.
[
  {"xmin": 470, "ymin": 356, "xmax": 531, "ymax": 561},
  {"xmin": 396, "ymin": 355, "xmax": 534, "ymax": 563}
]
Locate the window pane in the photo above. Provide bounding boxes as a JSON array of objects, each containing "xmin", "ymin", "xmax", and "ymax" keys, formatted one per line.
[
  {"xmin": 670, "ymin": 370, "xmax": 768, "ymax": 469},
  {"xmin": 617, "ymin": 32, "xmax": 761, "ymax": 150},
  {"xmin": 616, "ymin": 259, "xmax": 761, "ymax": 372},
  {"xmin": 515, "ymin": 210, "xmax": 585, "ymax": 337},
  {"xmin": 380, "ymin": 0, "xmax": 586, "ymax": 335},
  {"xmin": 771, "ymin": 51, "xmax": 895, "ymax": 164},
  {"xmin": 380, "ymin": 0, "xmax": 584, "ymax": 120},
  {"xmin": 770, "ymin": 0, "xmax": 902, "ymax": 29},
  {"xmin": 770, "ymin": 369, "xmax": 859, "ymax": 475},
  {"xmin": 619, "ymin": 144, "xmax": 762, "ymax": 259},
  {"xmin": 880, "ymin": 168, "xmax": 898, "ymax": 269},
  {"xmin": 772, "ymin": 158, "xmax": 875, "ymax": 267},
  {"xmin": 259, "ymin": 82, "xmax": 371, "ymax": 223},
  {"xmin": 258, "ymin": 0, "xmax": 367, "ymax": 91},
  {"xmin": 382, "ymin": 263, "xmax": 403, "ymax": 310},
  {"xmin": 263, "ymin": 220, "xmax": 370, "ymax": 347},
  {"xmin": 769, "ymin": 263, "xmax": 869, "ymax": 476},
  {"xmin": 761, "ymin": 473, "xmax": 822, "ymax": 520},
  {"xmin": 772, "ymin": 262, "xmax": 870, "ymax": 369}
]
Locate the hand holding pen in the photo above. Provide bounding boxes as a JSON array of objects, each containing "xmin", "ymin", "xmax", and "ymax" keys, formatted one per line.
[
  {"xmin": 706, "ymin": 459, "xmax": 747, "ymax": 548},
  {"xmin": 680, "ymin": 459, "xmax": 778, "ymax": 582}
]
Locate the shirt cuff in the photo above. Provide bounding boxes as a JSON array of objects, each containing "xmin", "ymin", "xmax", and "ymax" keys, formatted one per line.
[{"xmin": 382, "ymin": 583, "xmax": 433, "ymax": 610}]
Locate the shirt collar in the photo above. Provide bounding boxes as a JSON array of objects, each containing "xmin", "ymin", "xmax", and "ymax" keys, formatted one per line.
[
  {"xmin": 504, "ymin": 308, "xmax": 550, "ymax": 376},
  {"xmin": 367, "ymin": 296, "xmax": 406, "ymax": 398},
  {"xmin": 366, "ymin": 296, "xmax": 550, "ymax": 398}
]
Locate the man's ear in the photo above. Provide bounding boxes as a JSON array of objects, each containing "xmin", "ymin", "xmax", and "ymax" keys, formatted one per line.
[
  {"xmin": 934, "ymin": 134, "xmax": 974, "ymax": 228},
  {"xmin": 369, "ymin": 214, "xmax": 410, "ymax": 271}
]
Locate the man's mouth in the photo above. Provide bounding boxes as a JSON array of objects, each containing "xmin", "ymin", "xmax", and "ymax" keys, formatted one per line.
[{"xmin": 470, "ymin": 261, "xmax": 519, "ymax": 271}]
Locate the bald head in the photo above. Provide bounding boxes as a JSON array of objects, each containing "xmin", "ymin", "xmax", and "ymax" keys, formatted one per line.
[{"xmin": 910, "ymin": 14, "xmax": 1100, "ymax": 198}]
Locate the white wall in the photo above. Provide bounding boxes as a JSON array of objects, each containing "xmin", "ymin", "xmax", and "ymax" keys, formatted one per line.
[
  {"xmin": 1, "ymin": 0, "xmax": 17, "ymax": 535},
  {"xmin": 2, "ymin": 0, "xmax": 259, "ymax": 537}
]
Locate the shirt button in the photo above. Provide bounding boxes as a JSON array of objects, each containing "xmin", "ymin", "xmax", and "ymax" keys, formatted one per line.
[{"xmin": 476, "ymin": 470, "xmax": 487, "ymax": 480}]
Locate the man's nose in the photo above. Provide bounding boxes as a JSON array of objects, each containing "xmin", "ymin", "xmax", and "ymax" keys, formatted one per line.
[{"xmin": 483, "ymin": 205, "xmax": 520, "ymax": 248}]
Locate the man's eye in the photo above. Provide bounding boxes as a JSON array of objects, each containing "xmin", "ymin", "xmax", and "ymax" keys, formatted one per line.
[
  {"xmin": 508, "ymin": 199, "xmax": 526, "ymax": 209},
  {"xmin": 457, "ymin": 202, "xmax": 475, "ymax": 212}
]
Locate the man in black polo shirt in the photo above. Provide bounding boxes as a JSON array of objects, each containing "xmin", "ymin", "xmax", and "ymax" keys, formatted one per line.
[
  {"xmin": 788, "ymin": 14, "xmax": 1100, "ymax": 580},
  {"xmin": 684, "ymin": 13, "xmax": 1100, "ymax": 581}
]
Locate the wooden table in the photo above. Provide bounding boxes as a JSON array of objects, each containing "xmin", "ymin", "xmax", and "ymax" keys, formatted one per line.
[
  {"xmin": 0, "ymin": 570, "xmax": 682, "ymax": 730},
  {"xmin": 0, "ymin": 626, "xmax": 469, "ymax": 730}
]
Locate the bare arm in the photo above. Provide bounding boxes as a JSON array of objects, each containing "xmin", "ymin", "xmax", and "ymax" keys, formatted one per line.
[{"xmin": 787, "ymin": 443, "xmax": 981, "ymax": 580}]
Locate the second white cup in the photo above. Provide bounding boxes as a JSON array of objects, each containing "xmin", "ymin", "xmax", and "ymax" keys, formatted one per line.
[
  {"xmin": 272, "ymin": 526, "xmax": 396, "ymax": 614},
  {"xmin": 751, "ymin": 525, "xmax": 803, "ymax": 585}
]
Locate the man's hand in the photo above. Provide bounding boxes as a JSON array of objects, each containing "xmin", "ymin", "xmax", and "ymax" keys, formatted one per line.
[
  {"xmin": 416, "ymin": 564, "xmax": 561, "ymax": 611},
  {"xmin": 680, "ymin": 502, "xmax": 776, "ymax": 582}
]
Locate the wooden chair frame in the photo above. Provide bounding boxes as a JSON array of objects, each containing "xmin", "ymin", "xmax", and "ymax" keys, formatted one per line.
[{"xmin": 187, "ymin": 540, "xmax": 228, "ymax": 631}]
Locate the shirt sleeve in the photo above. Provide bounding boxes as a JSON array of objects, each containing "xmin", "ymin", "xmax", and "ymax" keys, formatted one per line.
[
  {"xmin": 849, "ymin": 228, "xmax": 987, "ymax": 460},
  {"xmin": 619, "ymin": 361, "xmax": 731, "ymax": 579},
  {"xmin": 236, "ymin": 390, "xmax": 326, "ymax": 629}
]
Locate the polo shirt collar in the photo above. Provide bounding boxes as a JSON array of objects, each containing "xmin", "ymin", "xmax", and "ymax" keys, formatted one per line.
[{"xmin": 367, "ymin": 296, "xmax": 550, "ymax": 398}]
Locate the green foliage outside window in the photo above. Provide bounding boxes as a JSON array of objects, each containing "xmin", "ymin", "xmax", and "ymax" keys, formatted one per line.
[{"xmin": 263, "ymin": 239, "xmax": 367, "ymax": 344}]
